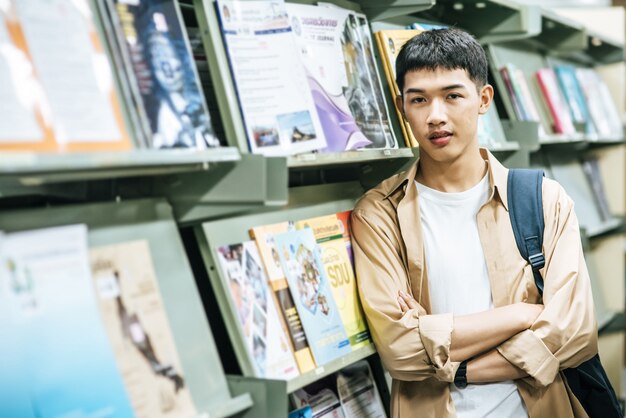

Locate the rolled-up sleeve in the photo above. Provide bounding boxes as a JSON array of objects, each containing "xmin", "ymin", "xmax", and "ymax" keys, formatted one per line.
[
  {"xmin": 497, "ymin": 179, "xmax": 598, "ymax": 387},
  {"xmin": 352, "ymin": 207, "xmax": 458, "ymax": 382}
]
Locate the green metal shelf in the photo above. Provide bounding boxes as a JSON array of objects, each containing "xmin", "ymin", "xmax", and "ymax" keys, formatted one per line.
[
  {"xmin": 0, "ymin": 148, "xmax": 241, "ymax": 184},
  {"xmin": 286, "ymin": 343, "xmax": 377, "ymax": 393},
  {"xmin": 207, "ymin": 393, "xmax": 254, "ymax": 418},
  {"xmin": 288, "ymin": 148, "xmax": 415, "ymax": 168},
  {"xmin": 354, "ymin": 0, "xmax": 435, "ymax": 21}
]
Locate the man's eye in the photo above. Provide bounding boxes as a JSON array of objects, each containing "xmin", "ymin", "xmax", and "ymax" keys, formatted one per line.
[
  {"xmin": 448, "ymin": 93, "xmax": 462, "ymax": 100},
  {"xmin": 411, "ymin": 97, "xmax": 426, "ymax": 103}
]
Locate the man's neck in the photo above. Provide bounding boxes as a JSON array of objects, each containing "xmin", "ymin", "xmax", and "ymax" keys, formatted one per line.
[{"xmin": 416, "ymin": 147, "xmax": 487, "ymax": 193}]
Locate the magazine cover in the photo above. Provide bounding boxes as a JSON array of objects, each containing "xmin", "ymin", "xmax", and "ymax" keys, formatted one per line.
[
  {"xmin": 291, "ymin": 373, "xmax": 346, "ymax": 418},
  {"xmin": 250, "ymin": 222, "xmax": 316, "ymax": 373},
  {"xmin": 0, "ymin": 0, "xmax": 134, "ymax": 151},
  {"xmin": 217, "ymin": 0, "xmax": 327, "ymax": 156},
  {"xmin": 337, "ymin": 361, "xmax": 386, "ymax": 417},
  {"xmin": 576, "ymin": 68, "xmax": 623, "ymax": 138},
  {"xmin": 295, "ymin": 215, "xmax": 370, "ymax": 350},
  {"xmin": 554, "ymin": 65, "xmax": 591, "ymax": 133},
  {"xmin": 90, "ymin": 240, "xmax": 197, "ymax": 418},
  {"xmin": 106, "ymin": 0, "xmax": 220, "ymax": 149},
  {"xmin": 536, "ymin": 68, "xmax": 576, "ymax": 135},
  {"xmin": 374, "ymin": 29, "xmax": 423, "ymax": 148},
  {"xmin": 273, "ymin": 229, "xmax": 351, "ymax": 366},
  {"xmin": 0, "ymin": 225, "xmax": 134, "ymax": 417},
  {"xmin": 287, "ymin": 3, "xmax": 396, "ymax": 151},
  {"xmin": 216, "ymin": 241, "xmax": 300, "ymax": 379}
]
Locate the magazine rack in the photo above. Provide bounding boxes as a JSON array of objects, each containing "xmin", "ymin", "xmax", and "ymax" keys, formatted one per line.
[
  {"xmin": 0, "ymin": 198, "xmax": 252, "ymax": 418},
  {"xmin": 192, "ymin": 198, "xmax": 386, "ymax": 417}
]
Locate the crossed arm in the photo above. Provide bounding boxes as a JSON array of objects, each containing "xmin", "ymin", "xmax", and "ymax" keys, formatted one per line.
[{"xmin": 397, "ymin": 291, "xmax": 541, "ymax": 383}]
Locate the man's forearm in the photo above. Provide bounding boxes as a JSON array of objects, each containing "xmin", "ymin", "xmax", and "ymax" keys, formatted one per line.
[
  {"xmin": 466, "ymin": 348, "xmax": 528, "ymax": 383},
  {"xmin": 450, "ymin": 303, "xmax": 540, "ymax": 362}
]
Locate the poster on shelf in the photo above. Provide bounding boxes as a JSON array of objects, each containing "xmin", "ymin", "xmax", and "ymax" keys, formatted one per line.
[
  {"xmin": 0, "ymin": 225, "xmax": 134, "ymax": 417},
  {"xmin": 217, "ymin": 0, "xmax": 327, "ymax": 157},
  {"xmin": 273, "ymin": 228, "xmax": 351, "ymax": 366},
  {"xmin": 90, "ymin": 240, "xmax": 198, "ymax": 418},
  {"xmin": 105, "ymin": 0, "xmax": 220, "ymax": 149},
  {"xmin": 0, "ymin": 0, "xmax": 134, "ymax": 151},
  {"xmin": 216, "ymin": 241, "xmax": 300, "ymax": 379},
  {"xmin": 287, "ymin": 3, "xmax": 397, "ymax": 152}
]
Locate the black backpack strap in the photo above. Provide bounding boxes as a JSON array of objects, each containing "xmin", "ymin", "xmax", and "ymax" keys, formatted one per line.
[{"xmin": 507, "ymin": 169, "xmax": 545, "ymax": 295}]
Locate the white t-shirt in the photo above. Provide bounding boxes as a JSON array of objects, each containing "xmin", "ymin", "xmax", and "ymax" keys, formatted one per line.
[{"xmin": 415, "ymin": 175, "xmax": 528, "ymax": 418}]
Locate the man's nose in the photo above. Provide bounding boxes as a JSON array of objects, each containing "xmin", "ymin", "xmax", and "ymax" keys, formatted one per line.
[{"xmin": 426, "ymin": 99, "xmax": 447, "ymax": 126}]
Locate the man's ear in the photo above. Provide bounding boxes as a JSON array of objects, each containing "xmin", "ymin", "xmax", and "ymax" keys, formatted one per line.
[
  {"xmin": 395, "ymin": 95, "xmax": 405, "ymax": 119},
  {"xmin": 478, "ymin": 84, "xmax": 494, "ymax": 115}
]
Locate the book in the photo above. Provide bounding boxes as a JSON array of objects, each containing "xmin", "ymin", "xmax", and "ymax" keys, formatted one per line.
[
  {"xmin": 536, "ymin": 68, "xmax": 577, "ymax": 135},
  {"xmin": 292, "ymin": 384, "xmax": 345, "ymax": 418},
  {"xmin": 90, "ymin": 240, "xmax": 198, "ymax": 418},
  {"xmin": 337, "ymin": 361, "xmax": 386, "ymax": 417},
  {"xmin": 216, "ymin": 0, "xmax": 327, "ymax": 156},
  {"xmin": 0, "ymin": 0, "xmax": 134, "ymax": 151},
  {"xmin": 103, "ymin": 0, "xmax": 220, "ymax": 149},
  {"xmin": 250, "ymin": 222, "xmax": 316, "ymax": 374},
  {"xmin": 477, "ymin": 105, "xmax": 508, "ymax": 149},
  {"xmin": 581, "ymin": 156, "xmax": 613, "ymax": 222},
  {"xmin": 335, "ymin": 210, "xmax": 354, "ymax": 268},
  {"xmin": 0, "ymin": 225, "xmax": 134, "ymax": 417},
  {"xmin": 287, "ymin": 3, "xmax": 397, "ymax": 151},
  {"xmin": 215, "ymin": 241, "xmax": 300, "ymax": 379},
  {"xmin": 273, "ymin": 228, "xmax": 351, "ymax": 366},
  {"xmin": 554, "ymin": 65, "xmax": 591, "ymax": 134},
  {"xmin": 295, "ymin": 215, "xmax": 370, "ymax": 350},
  {"xmin": 499, "ymin": 66, "xmax": 526, "ymax": 121},
  {"xmin": 576, "ymin": 68, "xmax": 623, "ymax": 139},
  {"xmin": 374, "ymin": 29, "xmax": 423, "ymax": 148},
  {"xmin": 289, "ymin": 406, "xmax": 314, "ymax": 418}
]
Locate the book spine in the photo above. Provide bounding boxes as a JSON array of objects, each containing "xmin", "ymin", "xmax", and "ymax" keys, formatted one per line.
[{"xmin": 500, "ymin": 67, "xmax": 525, "ymax": 121}]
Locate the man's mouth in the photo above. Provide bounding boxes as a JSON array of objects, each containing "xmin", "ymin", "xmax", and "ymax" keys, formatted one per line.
[{"xmin": 428, "ymin": 130, "xmax": 452, "ymax": 145}]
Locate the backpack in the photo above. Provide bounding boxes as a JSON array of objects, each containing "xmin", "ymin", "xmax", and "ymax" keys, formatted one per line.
[{"xmin": 507, "ymin": 168, "xmax": 622, "ymax": 418}]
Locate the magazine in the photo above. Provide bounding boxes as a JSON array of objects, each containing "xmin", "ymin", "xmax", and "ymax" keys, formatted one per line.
[
  {"xmin": 287, "ymin": 3, "xmax": 396, "ymax": 151},
  {"xmin": 0, "ymin": 225, "xmax": 134, "ymax": 417},
  {"xmin": 337, "ymin": 361, "xmax": 386, "ymax": 418},
  {"xmin": 90, "ymin": 240, "xmax": 197, "ymax": 418},
  {"xmin": 0, "ymin": 0, "xmax": 134, "ymax": 151},
  {"xmin": 105, "ymin": 0, "xmax": 220, "ymax": 149},
  {"xmin": 250, "ymin": 222, "xmax": 316, "ymax": 374},
  {"xmin": 216, "ymin": 241, "xmax": 300, "ymax": 379},
  {"xmin": 217, "ymin": 0, "xmax": 327, "ymax": 156},
  {"xmin": 296, "ymin": 214, "xmax": 370, "ymax": 350},
  {"xmin": 273, "ymin": 228, "xmax": 351, "ymax": 366}
]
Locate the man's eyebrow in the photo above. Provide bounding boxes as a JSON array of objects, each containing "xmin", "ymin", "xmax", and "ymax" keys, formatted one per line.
[{"xmin": 404, "ymin": 84, "xmax": 468, "ymax": 94}]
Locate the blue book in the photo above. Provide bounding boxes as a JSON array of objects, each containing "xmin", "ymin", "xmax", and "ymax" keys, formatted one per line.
[
  {"xmin": 1, "ymin": 225, "xmax": 134, "ymax": 418},
  {"xmin": 273, "ymin": 229, "xmax": 351, "ymax": 366},
  {"xmin": 289, "ymin": 406, "xmax": 313, "ymax": 418},
  {"xmin": 554, "ymin": 65, "xmax": 595, "ymax": 135}
]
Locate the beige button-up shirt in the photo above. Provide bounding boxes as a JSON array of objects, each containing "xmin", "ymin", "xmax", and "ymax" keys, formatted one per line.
[{"xmin": 352, "ymin": 149, "xmax": 597, "ymax": 417}]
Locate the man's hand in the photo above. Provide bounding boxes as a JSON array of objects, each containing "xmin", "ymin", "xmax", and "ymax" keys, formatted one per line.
[{"xmin": 398, "ymin": 290, "xmax": 427, "ymax": 316}]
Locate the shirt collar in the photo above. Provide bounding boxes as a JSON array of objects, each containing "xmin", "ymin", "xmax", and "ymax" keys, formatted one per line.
[{"xmin": 383, "ymin": 148, "xmax": 510, "ymax": 211}]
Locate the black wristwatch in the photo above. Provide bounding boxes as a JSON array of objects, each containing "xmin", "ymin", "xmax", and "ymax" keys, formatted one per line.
[{"xmin": 454, "ymin": 360, "xmax": 468, "ymax": 389}]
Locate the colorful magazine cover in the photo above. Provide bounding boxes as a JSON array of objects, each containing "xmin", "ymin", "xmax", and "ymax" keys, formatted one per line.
[
  {"xmin": 335, "ymin": 210, "xmax": 354, "ymax": 268},
  {"xmin": 216, "ymin": 241, "xmax": 300, "ymax": 379},
  {"xmin": 107, "ymin": 0, "xmax": 220, "ymax": 149},
  {"xmin": 536, "ymin": 68, "xmax": 576, "ymax": 135},
  {"xmin": 90, "ymin": 240, "xmax": 197, "ymax": 418},
  {"xmin": 0, "ymin": 225, "xmax": 134, "ymax": 417},
  {"xmin": 217, "ymin": 0, "xmax": 327, "ymax": 156},
  {"xmin": 295, "ymin": 215, "xmax": 370, "ymax": 350},
  {"xmin": 273, "ymin": 229, "xmax": 351, "ymax": 366},
  {"xmin": 287, "ymin": 3, "xmax": 397, "ymax": 151},
  {"xmin": 554, "ymin": 65, "xmax": 591, "ymax": 133},
  {"xmin": 250, "ymin": 222, "xmax": 316, "ymax": 373},
  {"xmin": 0, "ymin": 0, "xmax": 134, "ymax": 151}
]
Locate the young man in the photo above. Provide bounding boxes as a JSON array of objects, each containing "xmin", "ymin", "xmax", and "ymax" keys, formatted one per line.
[{"xmin": 351, "ymin": 28, "xmax": 597, "ymax": 417}]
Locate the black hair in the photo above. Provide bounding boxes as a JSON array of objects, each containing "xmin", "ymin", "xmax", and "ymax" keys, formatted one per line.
[{"xmin": 395, "ymin": 28, "xmax": 488, "ymax": 94}]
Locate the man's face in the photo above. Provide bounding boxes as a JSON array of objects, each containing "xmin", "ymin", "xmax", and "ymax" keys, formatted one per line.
[{"xmin": 396, "ymin": 68, "xmax": 492, "ymax": 164}]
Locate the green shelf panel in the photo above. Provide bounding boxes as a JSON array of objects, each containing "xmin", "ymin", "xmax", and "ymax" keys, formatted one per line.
[
  {"xmin": 586, "ymin": 218, "xmax": 624, "ymax": 240},
  {"xmin": 0, "ymin": 148, "xmax": 240, "ymax": 184},
  {"xmin": 288, "ymin": 148, "xmax": 415, "ymax": 168},
  {"xmin": 354, "ymin": 0, "xmax": 435, "ymax": 21},
  {"xmin": 599, "ymin": 312, "xmax": 626, "ymax": 336},
  {"xmin": 528, "ymin": 8, "xmax": 587, "ymax": 53},
  {"xmin": 584, "ymin": 30, "xmax": 625, "ymax": 65},
  {"xmin": 286, "ymin": 344, "xmax": 377, "ymax": 393},
  {"xmin": 412, "ymin": 0, "xmax": 540, "ymax": 43},
  {"xmin": 206, "ymin": 393, "xmax": 254, "ymax": 418},
  {"xmin": 0, "ymin": 198, "xmax": 250, "ymax": 417}
]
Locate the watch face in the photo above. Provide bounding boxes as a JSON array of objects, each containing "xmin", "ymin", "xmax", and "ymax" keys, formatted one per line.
[{"xmin": 455, "ymin": 378, "xmax": 468, "ymax": 389}]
